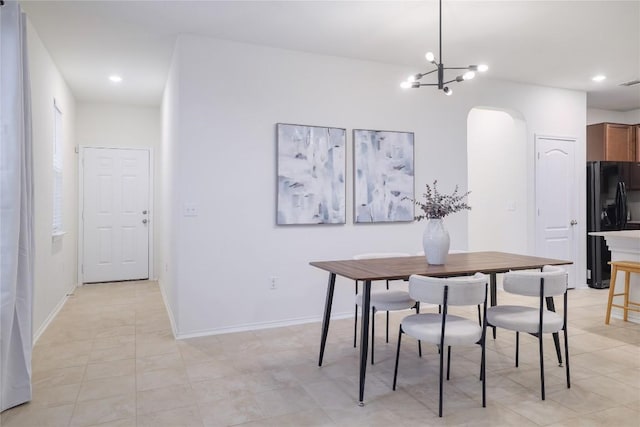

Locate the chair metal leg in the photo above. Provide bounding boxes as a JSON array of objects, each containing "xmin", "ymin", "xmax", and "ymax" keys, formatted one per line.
[
  {"xmin": 564, "ymin": 326, "xmax": 571, "ymax": 389},
  {"xmin": 479, "ymin": 343, "xmax": 485, "ymax": 381},
  {"xmin": 546, "ymin": 296, "xmax": 563, "ymax": 366},
  {"xmin": 490, "ymin": 273, "xmax": 497, "ymax": 339},
  {"xmin": 439, "ymin": 338, "xmax": 445, "ymax": 417},
  {"xmin": 418, "ymin": 340, "xmax": 422, "ymax": 358},
  {"xmin": 481, "ymin": 340, "xmax": 486, "ymax": 407},
  {"xmin": 386, "ymin": 311, "xmax": 389, "ymax": 343},
  {"xmin": 539, "ymin": 331, "xmax": 545, "ymax": 400},
  {"xmin": 477, "ymin": 305, "xmax": 481, "ymax": 326},
  {"xmin": 515, "ymin": 331, "xmax": 519, "ymax": 367},
  {"xmin": 392, "ymin": 327, "xmax": 403, "ymax": 390},
  {"xmin": 415, "ymin": 302, "xmax": 422, "ymax": 357},
  {"xmin": 446, "ymin": 346, "xmax": 452, "ymax": 381}
]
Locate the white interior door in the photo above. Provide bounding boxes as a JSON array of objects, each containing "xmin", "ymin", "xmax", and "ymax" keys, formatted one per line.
[
  {"xmin": 82, "ymin": 147, "xmax": 150, "ymax": 283},
  {"xmin": 535, "ymin": 136, "xmax": 577, "ymax": 287}
]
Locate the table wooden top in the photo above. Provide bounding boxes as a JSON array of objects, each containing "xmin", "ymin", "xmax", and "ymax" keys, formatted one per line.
[{"xmin": 310, "ymin": 251, "xmax": 572, "ymax": 281}]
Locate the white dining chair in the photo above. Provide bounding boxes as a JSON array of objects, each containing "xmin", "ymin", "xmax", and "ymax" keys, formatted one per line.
[
  {"xmin": 486, "ymin": 265, "xmax": 570, "ymax": 400},
  {"xmin": 353, "ymin": 252, "xmax": 417, "ymax": 364},
  {"xmin": 392, "ymin": 273, "xmax": 488, "ymax": 417},
  {"xmin": 417, "ymin": 249, "xmax": 482, "ymax": 325}
]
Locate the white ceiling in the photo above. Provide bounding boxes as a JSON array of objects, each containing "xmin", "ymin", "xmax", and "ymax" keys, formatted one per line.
[{"xmin": 20, "ymin": 1, "xmax": 640, "ymax": 111}]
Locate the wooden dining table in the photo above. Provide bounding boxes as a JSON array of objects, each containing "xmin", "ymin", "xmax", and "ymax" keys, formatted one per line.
[{"xmin": 310, "ymin": 251, "xmax": 572, "ymax": 405}]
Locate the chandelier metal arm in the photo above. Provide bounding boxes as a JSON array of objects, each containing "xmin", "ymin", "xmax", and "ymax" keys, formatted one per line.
[
  {"xmin": 400, "ymin": 0, "xmax": 487, "ymax": 94},
  {"xmin": 420, "ymin": 69, "xmax": 439, "ymax": 77}
]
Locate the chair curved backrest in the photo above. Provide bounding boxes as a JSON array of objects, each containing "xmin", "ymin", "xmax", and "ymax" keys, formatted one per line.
[
  {"xmin": 408, "ymin": 273, "xmax": 487, "ymax": 306},
  {"xmin": 353, "ymin": 252, "xmax": 411, "ymax": 260},
  {"xmin": 503, "ymin": 265, "xmax": 567, "ymax": 297}
]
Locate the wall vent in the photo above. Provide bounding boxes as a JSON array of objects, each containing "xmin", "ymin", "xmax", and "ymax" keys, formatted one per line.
[{"xmin": 619, "ymin": 79, "xmax": 640, "ymax": 87}]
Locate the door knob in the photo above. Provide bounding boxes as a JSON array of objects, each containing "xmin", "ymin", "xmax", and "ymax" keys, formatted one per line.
[
  {"xmin": 142, "ymin": 219, "xmax": 148, "ymax": 224},
  {"xmin": 142, "ymin": 210, "xmax": 148, "ymax": 214},
  {"xmin": 570, "ymin": 220, "xmax": 578, "ymax": 226}
]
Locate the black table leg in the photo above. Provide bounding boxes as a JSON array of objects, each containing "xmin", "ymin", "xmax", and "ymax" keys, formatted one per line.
[
  {"xmin": 358, "ymin": 280, "xmax": 371, "ymax": 406},
  {"xmin": 546, "ymin": 296, "xmax": 563, "ymax": 366},
  {"xmin": 490, "ymin": 273, "xmax": 497, "ymax": 339},
  {"xmin": 318, "ymin": 273, "xmax": 336, "ymax": 367}
]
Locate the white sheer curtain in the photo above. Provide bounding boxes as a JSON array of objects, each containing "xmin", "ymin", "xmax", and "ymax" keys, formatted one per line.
[{"xmin": 0, "ymin": 0, "xmax": 35, "ymax": 411}]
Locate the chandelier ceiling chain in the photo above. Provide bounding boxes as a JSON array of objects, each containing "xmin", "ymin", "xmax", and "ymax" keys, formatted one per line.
[{"xmin": 401, "ymin": 0, "xmax": 488, "ymax": 96}]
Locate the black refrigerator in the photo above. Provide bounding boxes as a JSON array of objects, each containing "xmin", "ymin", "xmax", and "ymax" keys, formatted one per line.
[{"xmin": 587, "ymin": 161, "xmax": 632, "ymax": 288}]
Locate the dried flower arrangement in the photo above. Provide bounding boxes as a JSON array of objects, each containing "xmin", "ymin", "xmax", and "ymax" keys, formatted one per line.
[{"xmin": 409, "ymin": 180, "xmax": 471, "ymax": 220}]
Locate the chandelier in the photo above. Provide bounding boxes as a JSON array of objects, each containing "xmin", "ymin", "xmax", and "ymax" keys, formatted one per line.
[{"xmin": 401, "ymin": 0, "xmax": 488, "ymax": 95}]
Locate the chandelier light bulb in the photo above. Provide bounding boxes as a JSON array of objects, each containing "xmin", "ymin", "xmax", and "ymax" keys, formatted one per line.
[{"xmin": 399, "ymin": 0, "xmax": 488, "ymax": 95}]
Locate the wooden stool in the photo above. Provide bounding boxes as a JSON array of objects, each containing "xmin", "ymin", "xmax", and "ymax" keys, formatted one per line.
[{"xmin": 606, "ymin": 261, "xmax": 640, "ymax": 324}]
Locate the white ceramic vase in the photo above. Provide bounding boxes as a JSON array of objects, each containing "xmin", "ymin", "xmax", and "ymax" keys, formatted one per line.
[{"xmin": 422, "ymin": 218, "xmax": 450, "ymax": 265}]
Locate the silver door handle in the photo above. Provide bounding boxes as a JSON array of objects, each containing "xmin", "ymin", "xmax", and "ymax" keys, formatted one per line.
[
  {"xmin": 570, "ymin": 220, "xmax": 578, "ymax": 226},
  {"xmin": 142, "ymin": 219, "xmax": 148, "ymax": 224},
  {"xmin": 142, "ymin": 210, "xmax": 148, "ymax": 215}
]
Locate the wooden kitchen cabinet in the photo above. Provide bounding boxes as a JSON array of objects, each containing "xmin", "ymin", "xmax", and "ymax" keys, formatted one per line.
[
  {"xmin": 587, "ymin": 123, "xmax": 636, "ymax": 161},
  {"xmin": 623, "ymin": 161, "xmax": 640, "ymax": 190},
  {"xmin": 636, "ymin": 124, "xmax": 640, "ymax": 161}
]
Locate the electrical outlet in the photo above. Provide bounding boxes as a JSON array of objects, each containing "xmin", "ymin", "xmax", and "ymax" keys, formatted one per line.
[
  {"xmin": 183, "ymin": 203, "xmax": 198, "ymax": 217},
  {"xmin": 270, "ymin": 277, "xmax": 278, "ymax": 290}
]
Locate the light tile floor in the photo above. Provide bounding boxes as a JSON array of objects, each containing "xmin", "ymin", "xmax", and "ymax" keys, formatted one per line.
[{"xmin": 1, "ymin": 281, "xmax": 639, "ymax": 426}]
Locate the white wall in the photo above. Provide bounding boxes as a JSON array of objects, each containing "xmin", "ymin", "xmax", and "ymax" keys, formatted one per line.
[
  {"xmin": 162, "ymin": 34, "xmax": 587, "ymax": 337},
  {"xmin": 467, "ymin": 108, "xmax": 527, "ymax": 254},
  {"xmin": 159, "ymin": 40, "xmax": 181, "ymax": 333},
  {"xmin": 76, "ymin": 103, "xmax": 161, "ymax": 279},
  {"xmin": 27, "ymin": 20, "xmax": 77, "ymax": 341},
  {"xmin": 587, "ymin": 108, "xmax": 640, "ymax": 125}
]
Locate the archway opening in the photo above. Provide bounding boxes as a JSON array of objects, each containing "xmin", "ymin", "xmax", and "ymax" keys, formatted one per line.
[{"xmin": 467, "ymin": 107, "xmax": 527, "ymax": 253}]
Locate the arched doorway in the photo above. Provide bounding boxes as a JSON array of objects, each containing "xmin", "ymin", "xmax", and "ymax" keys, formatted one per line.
[{"xmin": 467, "ymin": 107, "xmax": 527, "ymax": 253}]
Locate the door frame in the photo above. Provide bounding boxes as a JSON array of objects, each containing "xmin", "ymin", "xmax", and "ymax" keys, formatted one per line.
[
  {"xmin": 77, "ymin": 146, "xmax": 154, "ymax": 285},
  {"xmin": 534, "ymin": 134, "xmax": 582, "ymax": 287}
]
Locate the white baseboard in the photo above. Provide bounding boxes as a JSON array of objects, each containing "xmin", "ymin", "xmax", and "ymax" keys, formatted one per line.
[
  {"xmin": 572, "ymin": 283, "xmax": 589, "ymax": 289},
  {"xmin": 157, "ymin": 279, "xmax": 179, "ymax": 339},
  {"xmin": 174, "ymin": 312, "xmax": 353, "ymax": 340},
  {"xmin": 610, "ymin": 308, "xmax": 640, "ymax": 323},
  {"xmin": 33, "ymin": 282, "xmax": 77, "ymax": 345}
]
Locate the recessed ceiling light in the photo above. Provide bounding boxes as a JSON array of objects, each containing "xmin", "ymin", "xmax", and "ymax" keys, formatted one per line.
[
  {"xmin": 109, "ymin": 75, "xmax": 123, "ymax": 83},
  {"xmin": 592, "ymin": 75, "xmax": 606, "ymax": 82}
]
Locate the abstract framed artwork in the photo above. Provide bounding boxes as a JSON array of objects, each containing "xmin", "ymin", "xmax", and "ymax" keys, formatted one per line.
[
  {"xmin": 277, "ymin": 123, "xmax": 346, "ymax": 225},
  {"xmin": 353, "ymin": 129, "xmax": 414, "ymax": 223}
]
